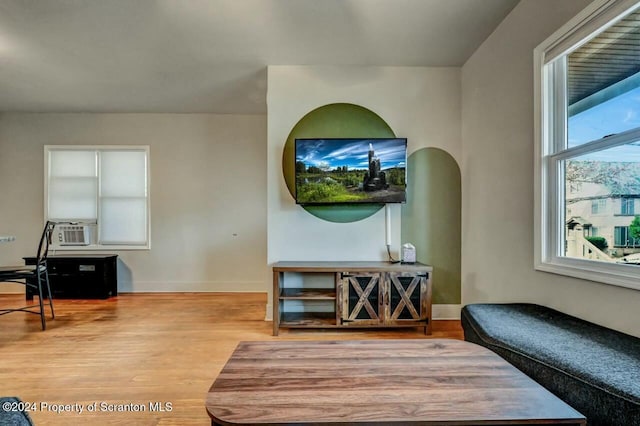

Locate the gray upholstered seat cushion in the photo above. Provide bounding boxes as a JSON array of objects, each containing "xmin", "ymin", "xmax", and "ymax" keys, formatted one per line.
[
  {"xmin": 461, "ymin": 303, "xmax": 640, "ymax": 426},
  {"xmin": 0, "ymin": 397, "xmax": 34, "ymax": 426}
]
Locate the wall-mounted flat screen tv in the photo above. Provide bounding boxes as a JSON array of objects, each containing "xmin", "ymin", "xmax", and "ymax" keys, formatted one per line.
[{"xmin": 294, "ymin": 138, "xmax": 407, "ymax": 205}]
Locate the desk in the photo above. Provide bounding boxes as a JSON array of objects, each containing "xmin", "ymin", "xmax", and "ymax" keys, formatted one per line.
[{"xmin": 0, "ymin": 236, "xmax": 16, "ymax": 243}]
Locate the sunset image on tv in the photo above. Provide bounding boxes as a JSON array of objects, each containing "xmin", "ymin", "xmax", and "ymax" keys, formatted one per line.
[{"xmin": 294, "ymin": 138, "xmax": 407, "ymax": 204}]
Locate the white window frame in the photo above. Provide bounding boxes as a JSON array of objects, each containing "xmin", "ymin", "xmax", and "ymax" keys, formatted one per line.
[
  {"xmin": 534, "ymin": 0, "xmax": 640, "ymax": 291},
  {"xmin": 44, "ymin": 145, "xmax": 151, "ymax": 251}
]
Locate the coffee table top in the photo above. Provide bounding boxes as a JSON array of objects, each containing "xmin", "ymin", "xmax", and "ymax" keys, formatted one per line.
[{"xmin": 206, "ymin": 339, "xmax": 585, "ymax": 425}]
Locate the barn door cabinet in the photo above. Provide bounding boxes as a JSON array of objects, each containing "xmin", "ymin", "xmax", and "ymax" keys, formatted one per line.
[
  {"xmin": 338, "ymin": 271, "xmax": 431, "ymax": 329},
  {"xmin": 272, "ymin": 261, "xmax": 432, "ymax": 336}
]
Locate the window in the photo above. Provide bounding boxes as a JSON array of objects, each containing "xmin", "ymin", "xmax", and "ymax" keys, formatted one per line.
[
  {"xmin": 614, "ymin": 226, "xmax": 640, "ymax": 247},
  {"xmin": 45, "ymin": 146, "xmax": 150, "ymax": 249},
  {"xmin": 614, "ymin": 226, "xmax": 629, "ymax": 247},
  {"xmin": 535, "ymin": 0, "xmax": 640, "ymax": 290},
  {"xmin": 620, "ymin": 198, "xmax": 635, "ymax": 216},
  {"xmin": 591, "ymin": 199, "xmax": 607, "ymax": 214}
]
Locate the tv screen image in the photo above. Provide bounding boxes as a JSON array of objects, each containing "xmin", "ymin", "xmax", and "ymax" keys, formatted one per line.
[{"xmin": 294, "ymin": 138, "xmax": 407, "ymax": 205}]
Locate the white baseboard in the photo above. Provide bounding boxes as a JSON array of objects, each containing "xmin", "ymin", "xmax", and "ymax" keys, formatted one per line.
[
  {"xmin": 432, "ymin": 304, "xmax": 462, "ymax": 320},
  {"xmin": 0, "ymin": 283, "xmax": 28, "ymax": 294},
  {"xmin": 265, "ymin": 303, "xmax": 273, "ymax": 321},
  {"xmin": 120, "ymin": 281, "xmax": 265, "ymax": 293}
]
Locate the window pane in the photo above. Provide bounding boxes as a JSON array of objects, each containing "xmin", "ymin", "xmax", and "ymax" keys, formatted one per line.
[
  {"xmin": 568, "ymin": 84, "xmax": 640, "ymax": 147},
  {"xmin": 99, "ymin": 150, "xmax": 148, "ymax": 245},
  {"xmin": 591, "ymin": 199, "xmax": 606, "ymax": 215},
  {"xmin": 100, "ymin": 198, "xmax": 147, "ymax": 244},
  {"xmin": 48, "ymin": 150, "xmax": 98, "ymax": 221},
  {"xmin": 48, "ymin": 178, "xmax": 98, "ymax": 220},
  {"xmin": 621, "ymin": 198, "xmax": 635, "ymax": 215},
  {"xmin": 614, "ymin": 227, "xmax": 625, "ymax": 246},
  {"xmin": 564, "ymin": 142, "xmax": 640, "ymax": 263},
  {"xmin": 100, "ymin": 151, "xmax": 147, "ymax": 197},
  {"xmin": 50, "ymin": 150, "xmax": 97, "ymax": 177},
  {"xmin": 567, "ymin": 10, "xmax": 640, "ymax": 147}
]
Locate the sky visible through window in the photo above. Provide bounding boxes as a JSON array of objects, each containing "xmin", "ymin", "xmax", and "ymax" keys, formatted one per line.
[{"xmin": 568, "ymin": 79, "xmax": 640, "ymax": 162}]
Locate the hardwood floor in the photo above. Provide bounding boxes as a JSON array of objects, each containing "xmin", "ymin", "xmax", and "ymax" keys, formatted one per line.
[{"xmin": 0, "ymin": 293, "xmax": 463, "ymax": 426}]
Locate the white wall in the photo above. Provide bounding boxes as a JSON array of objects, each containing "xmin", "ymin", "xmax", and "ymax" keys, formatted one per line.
[
  {"xmin": 0, "ymin": 113, "xmax": 268, "ymax": 293},
  {"xmin": 462, "ymin": 0, "xmax": 640, "ymax": 338},
  {"xmin": 266, "ymin": 65, "xmax": 461, "ymax": 317}
]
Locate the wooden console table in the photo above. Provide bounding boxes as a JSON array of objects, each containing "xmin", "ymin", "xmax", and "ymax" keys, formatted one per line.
[{"xmin": 272, "ymin": 261, "xmax": 432, "ymax": 336}]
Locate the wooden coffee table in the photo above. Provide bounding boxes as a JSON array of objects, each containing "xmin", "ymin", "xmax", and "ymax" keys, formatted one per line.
[{"xmin": 206, "ymin": 339, "xmax": 586, "ymax": 425}]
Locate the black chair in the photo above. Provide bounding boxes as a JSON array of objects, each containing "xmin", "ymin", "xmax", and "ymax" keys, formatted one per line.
[{"xmin": 0, "ymin": 221, "xmax": 56, "ymax": 330}]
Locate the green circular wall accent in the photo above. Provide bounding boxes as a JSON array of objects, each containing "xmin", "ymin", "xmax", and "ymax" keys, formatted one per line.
[{"xmin": 283, "ymin": 103, "xmax": 396, "ymax": 223}]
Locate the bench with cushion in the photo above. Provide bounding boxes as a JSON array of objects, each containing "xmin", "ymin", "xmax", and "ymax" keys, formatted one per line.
[
  {"xmin": 0, "ymin": 397, "xmax": 34, "ymax": 425},
  {"xmin": 461, "ymin": 303, "xmax": 640, "ymax": 426}
]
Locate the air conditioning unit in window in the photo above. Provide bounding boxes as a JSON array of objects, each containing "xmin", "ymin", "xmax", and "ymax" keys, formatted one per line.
[{"xmin": 57, "ymin": 225, "xmax": 91, "ymax": 246}]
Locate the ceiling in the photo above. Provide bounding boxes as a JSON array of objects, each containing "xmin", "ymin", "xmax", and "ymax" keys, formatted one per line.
[
  {"xmin": 568, "ymin": 8, "xmax": 640, "ymax": 107},
  {"xmin": 0, "ymin": 0, "xmax": 519, "ymax": 114}
]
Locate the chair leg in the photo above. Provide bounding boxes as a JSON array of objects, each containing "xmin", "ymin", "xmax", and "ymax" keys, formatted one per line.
[
  {"xmin": 44, "ymin": 269, "xmax": 55, "ymax": 319},
  {"xmin": 36, "ymin": 273, "xmax": 46, "ymax": 330}
]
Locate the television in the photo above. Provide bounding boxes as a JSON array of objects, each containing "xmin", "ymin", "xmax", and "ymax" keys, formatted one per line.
[{"xmin": 294, "ymin": 138, "xmax": 407, "ymax": 205}]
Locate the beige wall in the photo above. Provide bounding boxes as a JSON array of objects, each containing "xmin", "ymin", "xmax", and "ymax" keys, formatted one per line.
[
  {"xmin": 461, "ymin": 0, "xmax": 640, "ymax": 338},
  {"xmin": 0, "ymin": 113, "xmax": 268, "ymax": 293}
]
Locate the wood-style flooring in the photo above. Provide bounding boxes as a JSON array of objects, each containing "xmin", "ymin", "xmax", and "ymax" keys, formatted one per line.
[{"xmin": 0, "ymin": 293, "xmax": 463, "ymax": 425}]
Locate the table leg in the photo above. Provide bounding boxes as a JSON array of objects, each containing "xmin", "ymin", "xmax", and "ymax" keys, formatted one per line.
[{"xmin": 272, "ymin": 270, "xmax": 280, "ymax": 336}]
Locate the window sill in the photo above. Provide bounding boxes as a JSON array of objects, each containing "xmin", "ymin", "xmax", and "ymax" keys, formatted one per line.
[
  {"xmin": 50, "ymin": 244, "xmax": 150, "ymax": 251},
  {"xmin": 535, "ymin": 258, "xmax": 640, "ymax": 291}
]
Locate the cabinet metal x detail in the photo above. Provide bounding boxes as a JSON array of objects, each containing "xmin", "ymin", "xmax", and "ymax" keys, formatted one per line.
[
  {"xmin": 347, "ymin": 276, "xmax": 379, "ymax": 321},
  {"xmin": 390, "ymin": 275, "xmax": 420, "ymax": 320}
]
